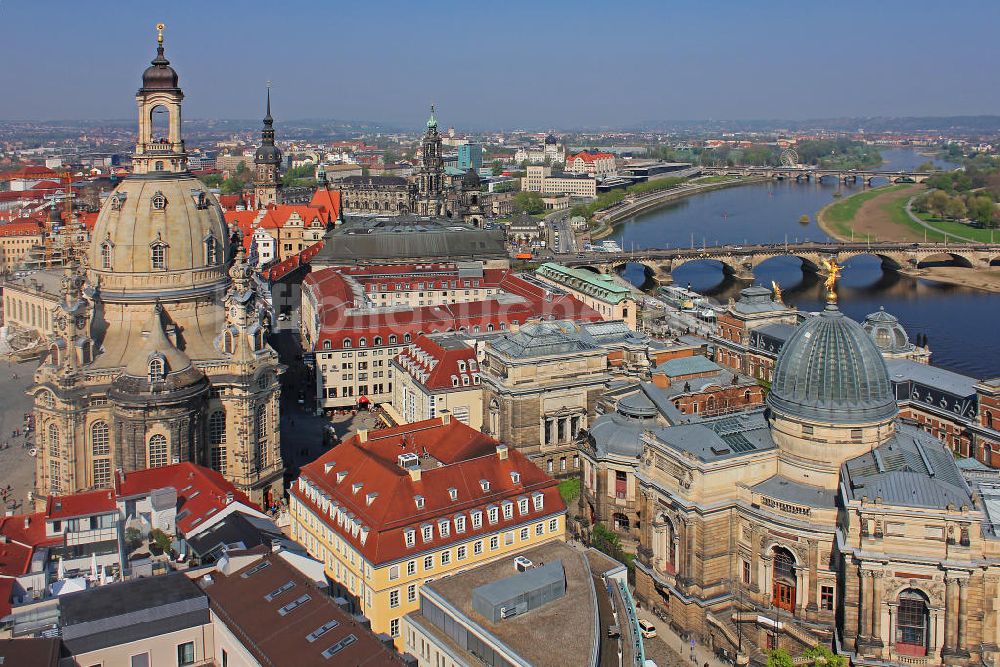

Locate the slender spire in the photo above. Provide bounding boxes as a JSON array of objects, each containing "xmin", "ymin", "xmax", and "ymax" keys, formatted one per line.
[
  {"xmin": 264, "ymin": 81, "xmax": 273, "ymax": 125},
  {"xmin": 426, "ymin": 104, "xmax": 437, "ymax": 129}
]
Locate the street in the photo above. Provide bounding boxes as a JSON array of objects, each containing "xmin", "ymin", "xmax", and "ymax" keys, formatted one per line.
[{"xmin": 0, "ymin": 358, "xmax": 41, "ymax": 512}]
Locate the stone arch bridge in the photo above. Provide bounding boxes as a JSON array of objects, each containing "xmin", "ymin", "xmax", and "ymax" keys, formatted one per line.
[
  {"xmin": 702, "ymin": 166, "xmax": 936, "ymax": 187},
  {"xmin": 559, "ymin": 242, "xmax": 1000, "ymax": 284}
]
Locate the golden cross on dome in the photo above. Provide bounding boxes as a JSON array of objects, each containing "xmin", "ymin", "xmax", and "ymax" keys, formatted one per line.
[
  {"xmin": 821, "ymin": 258, "xmax": 842, "ymax": 303},
  {"xmin": 156, "ymin": 22, "xmax": 165, "ymax": 46}
]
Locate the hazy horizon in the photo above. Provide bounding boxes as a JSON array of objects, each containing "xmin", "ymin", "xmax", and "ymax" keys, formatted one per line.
[{"xmin": 2, "ymin": 1, "xmax": 998, "ymax": 129}]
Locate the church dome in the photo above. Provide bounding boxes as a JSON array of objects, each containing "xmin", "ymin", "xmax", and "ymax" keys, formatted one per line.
[
  {"xmin": 544, "ymin": 134, "xmax": 558, "ymax": 145},
  {"xmin": 88, "ymin": 174, "xmax": 229, "ymax": 300},
  {"xmin": 141, "ymin": 46, "xmax": 179, "ymax": 91},
  {"xmin": 862, "ymin": 307, "xmax": 913, "ymax": 354},
  {"xmin": 767, "ymin": 303, "xmax": 897, "ymax": 425},
  {"xmin": 255, "ymin": 144, "xmax": 282, "ymax": 164}
]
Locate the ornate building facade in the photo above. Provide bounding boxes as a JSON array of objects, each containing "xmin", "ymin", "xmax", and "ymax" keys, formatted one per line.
[
  {"xmin": 414, "ymin": 106, "xmax": 445, "ymax": 216},
  {"xmin": 30, "ymin": 30, "xmax": 284, "ymax": 508},
  {"xmin": 253, "ymin": 86, "xmax": 283, "ymax": 208},
  {"xmin": 623, "ymin": 283, "xmax": 1000, "ymax": 666}
]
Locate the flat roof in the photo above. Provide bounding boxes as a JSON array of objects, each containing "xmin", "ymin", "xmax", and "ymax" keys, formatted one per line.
[
  {"xmin": 420, "ymin": 541, "xmax": 597, "ymax": 667},
  {"xmin": 885, "ymin": 358, "xmax": 977, "ymax": 397}
]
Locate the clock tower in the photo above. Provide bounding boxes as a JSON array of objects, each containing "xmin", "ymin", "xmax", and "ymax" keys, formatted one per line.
[{"xmin": 254, "ymin": 84, "xmax": 283, "ymax": 209}]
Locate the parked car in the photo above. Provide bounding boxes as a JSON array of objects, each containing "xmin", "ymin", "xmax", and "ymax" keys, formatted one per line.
[{"xmin": 638, "ymin": 619, "xmax": 657, "ymax": 639}]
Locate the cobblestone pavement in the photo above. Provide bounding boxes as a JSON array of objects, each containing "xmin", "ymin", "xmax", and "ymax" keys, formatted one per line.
[
  {"xmin": 0, "ymin": 358, "xmax": 42, "ymax": 512},
  {"xmin": 635, "ymin": 605, "xmax": 730, "ymax": 667}
]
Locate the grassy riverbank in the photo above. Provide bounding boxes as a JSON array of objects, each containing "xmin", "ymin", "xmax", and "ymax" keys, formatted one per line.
[
  {"xmin": 911, "ymin": 210, "xmax": 998, "ymax": 244},
  {"xmin": 817, "ymin": 184, "xmax": 912, "ymax": 239}
]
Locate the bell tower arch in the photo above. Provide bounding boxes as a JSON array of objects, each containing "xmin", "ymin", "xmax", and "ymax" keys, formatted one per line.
[{"xmin": 132, "ymin": 24, "xmax": 187, "ymax": 175}]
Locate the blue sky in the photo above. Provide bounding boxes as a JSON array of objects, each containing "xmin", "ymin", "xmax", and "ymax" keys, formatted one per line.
[{"xmin": 1, "ymin": 0, "xmax": 998, "ymax": 128}]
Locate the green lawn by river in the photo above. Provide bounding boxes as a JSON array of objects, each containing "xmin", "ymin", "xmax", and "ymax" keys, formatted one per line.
[{"xmin": 818, "ymin": 184, "xmax": 910, "ymax": 238}]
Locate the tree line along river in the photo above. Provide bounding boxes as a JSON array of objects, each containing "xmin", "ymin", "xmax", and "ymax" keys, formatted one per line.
[{"xmin": 611, "ymin": 149, "xmax": 1000, "ymax": 378}]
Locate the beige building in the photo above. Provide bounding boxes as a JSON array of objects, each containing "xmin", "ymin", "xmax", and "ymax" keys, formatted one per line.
[
  {"xmin": 2, "ymin": 269, "xmax": 60, "ymax": 338},
  {"xmin": 481, "ymin": 321, "xmax": 609, "ymax": 477},
  {"xmin": 619, "ymin": 294, "xmax": 1000, "ymax": 666},
  {"xmin": 535, "ymin": 262, "xmax": 637, "ymax": 330},
  {"xmin": 0, "ymin": 219, "xmax": 43, "ymax": 270},
  {"xmin": 390, "ymin": 333, "xmax": 484, "ymax": 428},
  {"xmin": 521, "ymin": 166, "xmax": 597, "ymax": 198},
  {"xmin": 29, "ymin": 34, "xmax": 284, "ymax": 507}
]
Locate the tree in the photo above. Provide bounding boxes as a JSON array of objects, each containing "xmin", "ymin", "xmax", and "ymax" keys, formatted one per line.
[
  {"xmin": 768, "ymin": 645, "xmax": 846, "ymax": 667},
  {"xmin": 916, "ymin": 160, "xmax": 936, "ymax": 172},
  {"xmin": 767, "ymin": 649, "xmax": 795, "ymax": 667},
  {"xmin": 512, "ymin": 191, "xmax": 545, "ymax": 215},
  {"xmin": 967, "ymin": 195, "xmax": 995, "ymax": 226},
  {"xmin": 149, "ymin": 528, "xmax": 172, "ymax": 556},
  {"xmin": 944, "ymin": 196, "xmax": 967, "ymax": 221}
]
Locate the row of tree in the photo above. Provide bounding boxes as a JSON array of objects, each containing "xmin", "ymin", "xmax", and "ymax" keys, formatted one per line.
[{"xmin": 913, "ymin": 189, "xmax": 998, "ymax": 227}]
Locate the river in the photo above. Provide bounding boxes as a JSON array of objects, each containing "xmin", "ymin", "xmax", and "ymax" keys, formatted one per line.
[{"xmin": 613, "ymin": 149, "xmax": 1000, "ymax": 378}]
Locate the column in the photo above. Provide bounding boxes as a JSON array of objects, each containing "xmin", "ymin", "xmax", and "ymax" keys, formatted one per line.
[
  {"xmin": 957, "ymin": 577, "xmax": 969, "ymax": 652},
  {"xmin": 942, "ymin": 576, "xmax": 956, "ymax": 654},
  {"xmin": 749, "ymin": 529, "xmax": 760, "ymax": 593},
  {"xmin": 858, "ymin": 569, "xmax": 870, "ymax": 641},
  {"xmin": 871, "ymin": 571, "xmax": 884, "ymax": 646}
]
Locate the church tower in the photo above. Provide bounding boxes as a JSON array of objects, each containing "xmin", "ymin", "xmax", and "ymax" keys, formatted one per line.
[
  {"xmin": 254, "ymin": 85, "xmax": 283, "ymax": 209},
  {"xmin": 415, "ymin": 106, "xmax": 444, "ymax": 216},
  {"xmin": 30, "ymin": 25, "xmax": 284, "ymax": 507}
]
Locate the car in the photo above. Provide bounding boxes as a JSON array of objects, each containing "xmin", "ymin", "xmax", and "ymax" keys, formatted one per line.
[{"xmin": 638, "ymin": 619, "xmax": 657, "ymax": 639}]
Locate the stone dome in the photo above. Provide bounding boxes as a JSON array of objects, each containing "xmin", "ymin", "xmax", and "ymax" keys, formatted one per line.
[
  {"xmin": 141, "ymin": 46, "xmax": 179, "ymax": 91},
  {"xmin": 255, "ymin": 143, "xmax": 282, "ymax": 164},
  {"xmin": 88, "ymin": 174, "xmax": 229, "ymax": 300},
  {"xmin": 862, "ymin": 307, "xmax": 912, "ymax": 354},
  {"xmin": 767, "ymin": 303, "xmax": 897, "ymax": 425}
]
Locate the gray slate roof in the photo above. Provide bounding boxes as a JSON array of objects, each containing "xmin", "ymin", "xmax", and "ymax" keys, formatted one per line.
[
  {"xmin": 841, "ymin": 423, "xmax": 973, "ymax": 510},
  {"xmin": 885, "ymin": 358, "xmax": 977, "ymax": 398},
  {"xmin": 646, "ymin": 410, "xmax": 775, "ymax": 462}
]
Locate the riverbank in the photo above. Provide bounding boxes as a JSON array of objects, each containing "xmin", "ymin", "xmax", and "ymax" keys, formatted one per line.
[
  {"xmin": 589, "ymin": 175, "xmax": 767, "ymax": 240},
  {"xmin": 817, "ymin": 184, "xmax": 925, "ymax": 242}
]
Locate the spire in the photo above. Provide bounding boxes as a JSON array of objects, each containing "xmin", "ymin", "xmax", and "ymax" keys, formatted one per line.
[
  {"xmin": 426, "ymin": 104, "xmax": 437, "ymax": 130},
  {"xmin": 264, "ymin": 81, "xmax": 273, "ymax": 126}
]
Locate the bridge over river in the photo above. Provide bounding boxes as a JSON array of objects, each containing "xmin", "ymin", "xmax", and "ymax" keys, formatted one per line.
[
  {"xmin": 701, "ymin": 166, "xmax": 935, "ymax": 186},
  {"xmin": 555, "ymin": 241, "xmax": 1000, "ymax": 284}
]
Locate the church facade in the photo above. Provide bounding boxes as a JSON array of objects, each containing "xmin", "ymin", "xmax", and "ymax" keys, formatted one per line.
[{"xmin": 30, "ymin": 30, "xmax": 284, "ymax": 508}]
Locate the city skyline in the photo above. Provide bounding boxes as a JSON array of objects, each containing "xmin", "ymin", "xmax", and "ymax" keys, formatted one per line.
[{"xmin": 1, "ymin": 1, "xmax": 998, "ymax": 128}]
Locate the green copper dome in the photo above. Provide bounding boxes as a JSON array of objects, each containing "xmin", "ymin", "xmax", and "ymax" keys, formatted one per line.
[{"xmin": 767, "ymin": 303, "xmax": 897, "ymax": 425}]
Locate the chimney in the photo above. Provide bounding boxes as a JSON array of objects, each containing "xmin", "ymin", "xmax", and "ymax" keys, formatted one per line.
[
  {"xmin": 439, "ymin": 410, "xmax": 451, "ymax": 425},
  {"xmin": 496, "ymin": 444, "xmax": 509, "ymax": 460},
  {"xmin": 357, "ymin": 430, "xmax": 368, "ymax": 444}
]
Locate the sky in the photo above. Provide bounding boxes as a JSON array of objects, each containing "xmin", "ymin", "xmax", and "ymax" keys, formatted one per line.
[{"xmin": 1, "ymin": 0, "xmax": 998, "ymax": 129}]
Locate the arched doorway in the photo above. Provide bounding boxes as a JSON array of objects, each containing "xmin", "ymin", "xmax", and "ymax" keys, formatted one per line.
[
  {"xmin": 771, "ymin": 546, "xmax": 796, "ymax": 612},
  {"xmin": 895, "ymin": 589, "xmax": 930, "ymax": 656}
]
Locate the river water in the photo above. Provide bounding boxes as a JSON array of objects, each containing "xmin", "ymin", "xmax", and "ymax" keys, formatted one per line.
[{"xmin": 613, "ymin": 149, "xmax": 1000, "ymax": 377}]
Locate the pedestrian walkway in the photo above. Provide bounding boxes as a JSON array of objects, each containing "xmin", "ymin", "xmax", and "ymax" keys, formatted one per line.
[
  {"xmin": 904, "ymin": 197, "xmax": 976, "ymax": 243},
  {"xmin": 635, "ymin": 605, "xmax": 730, "ymax": 667}
]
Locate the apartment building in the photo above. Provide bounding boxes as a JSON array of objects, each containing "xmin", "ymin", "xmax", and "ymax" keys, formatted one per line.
[{"xmin": 288, "ymin": 417, "xmax": 566, "ymax": 649}]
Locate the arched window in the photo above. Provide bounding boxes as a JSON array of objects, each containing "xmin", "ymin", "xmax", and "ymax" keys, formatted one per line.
[
  {"xmin": 222, "ymin": 330, "xmax": 234, "ymax": 354},
  {"xmin": 771, "ymin": 546, "xmax": 796, "ymax": 613},
  {"xmin": 988, "ymin": 412, "xmax": 994, "ymax": 429},
  {"xmin": 373, "ymin": 336, "xmax": 382, "ymax": 346},
  {"xmin": 47, "ymin": 424, "xmax": 60, "ymax": 458},
  {"xmin": 205, "ymin": 235, "xmax": 218, "ymax": 265},
  {"xmin": 100, "ymin": 241, "xmax": 113, "ymax": 269},
  {"xmin": 40, "ymin": 390, "xmax": 55, "ymax": 409},
  {"xmin": 208, "ymin": 411, "xmax": 226, "ymax": 446},
  {"xmin": 389, "ymin": 335, "xmax": 397, "ymax": 345},
  {"xmin": 359, "ymin": 337, "xmax": 367, "ymax": 348},
  {"xmin": 253, "ymin": 329, "xmax": 264, "ymax": 351},
  {"xmin": 896, "ymin": 589, "xmax": 930, "ymax": 656},
  {"xmin": 403, "ymin": 333, "xmax": 411, "ymax": 344},
  {"xmin": 744, "ymin": 389, "xmax": 752, "ymax": 403},
  {"xmin": 255, "ymin": 404, "xmax": 268, "ymax": 469},
  {"xmin": 151, "ymin": 192, "xmax": 167, "ymax": 210},
  {"xmin": 150, "ymin": 241, "xmax": 167, "ymax": 270},
  {"xmin": 322, "ymin": 340, "xmax": 331, "ymax": 350},
  {"xmin": 148, "ymin": 434, "xmax": 168, "ymax": 468},
  {"xmin": 154, "ymin": 161, "xmax": 165, "ymax": 172},
  {"xmin": 148, "ymin": 357, "xmax": 165, "ymax": 383},
  {"xmin": 91, "ymin": 421, "xmax": 110, "ymax": 456},
  {"xmin": 343, "ymin": 338, "xmax": 352, "ymax": 349}
]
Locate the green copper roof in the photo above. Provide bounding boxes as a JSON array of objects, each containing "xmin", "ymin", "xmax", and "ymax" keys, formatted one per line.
[{"xmin": 536, "ymin": 263, "xmax": 632, "ymax": 304}]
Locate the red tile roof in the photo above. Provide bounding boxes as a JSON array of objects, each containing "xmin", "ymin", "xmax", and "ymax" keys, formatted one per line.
[
  {"xmin": 0, "ymin": 221, "xmax": 43, "ymax": 237},
  {"xmin": 309, "ymin": 188, "xmax": 342, "ymax": 220},
  {"xmin": 1, "ymin": 166, "xmax": 58, "ymax": 181},
  {"xmin": 114, "ymin": 463, "xmax": 260, "ymax": 535},
  {"xmin": 394, "ymin": 334, "xmax": 480, "ymax": 391},
  {"xmin": 292, "ymin": 417, "xmax": 565, "ymax": 565},
  {"xmin": 45, "ymin": 489, "xmax": 116, "ymax": 520},
  {"xmin": 566, "ymin": 151, "xmax": 615, "ymax": 163}
]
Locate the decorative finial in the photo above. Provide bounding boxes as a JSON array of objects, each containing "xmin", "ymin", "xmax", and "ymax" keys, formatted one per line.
[
  {"xmin": 771, "ymin": 280, "xmax": 783, "ymax": 304},
  {"xmin": 156, "ymin": 22, "xmax": 165, "ymax": 46},
  {"xmin": 821, "ymin": 258, "xmax": 842, "ymax": 304}
]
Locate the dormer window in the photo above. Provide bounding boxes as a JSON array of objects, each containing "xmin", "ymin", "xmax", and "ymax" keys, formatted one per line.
[
  {"xmin": 448, "ymin": 487, "xmax": 458, "ymax": 501},
  {"xmin": 438, "ymin": 520, "xmax": 450, "ymax": 538},
  {"xmin": 510, "ymin": 471, "xmax": 520, "ymax": 485},
  {"xmin": 404, "ymin": 529, "xmax": 416, "ymax": 547},
  {"xmin": 336, "ymin": 471, "xmax": 348, "ymax": 483},
  {"xmin": 343, "ymin": 339, "xmax": 352, "ymax": 349},
  {"xmin": 351, "ymin": 482, "xmax": 363, "ymax": 494},
  {"xmin": 359, "ymin": 337, "xmax": 367, "ymax": 348},
  {"xmin": 458, "ymin": 361, "xmax": 466, "ymax": 372},
  {"xmin": 148, "ymin": 356, "xmax": 165, "ymax": 383},
  {"xmin": 471, "ymin": 511, "xmax": 482, "ymax": 530},
  {"xmin": 414, "ymin": 495, "xmax": 425, "ymax": 510},
  {"xmin": 518, "ymin": 497, "xmax": 529, "ymax": 515},
  {"xmin": 487, "ymin": 506, "xmax": 499, "ymax": 524},
  {"xmin": 151, "ymin": 191, "xmax": 167, "ymax": 210},
  {"xmin": 110, "ymin": 192, "xmax": 127, "ymax": 211},
  {"xmin": 455, "ymin": 515, "xmax": 466, "ymax": 533},
  {"xmin": 502, "ymin": 500, "xmax": 514, "ymax": 520},
  {"xmin": 421, "ymin": 524, "xmax": 433, "ymax": 543},
  {"xmin": 532, "ymin": 492, "xmax": 544, "ymax": 511},
  {"xmin": 480, "ymin": 479, "xmax": 490, "ymax": 493},
  {"xmin": 389, "ymin": 335, "xmax": 397, "ymax": 345},
  {"xmin": 374, "ymin": 336, "xmax": 382, "ymax": 346}
]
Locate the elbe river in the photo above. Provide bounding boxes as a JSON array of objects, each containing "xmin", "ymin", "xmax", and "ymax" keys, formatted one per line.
[{"xmin": 613, "ymin": 149, "xmax": 1000, "ymax": 377}]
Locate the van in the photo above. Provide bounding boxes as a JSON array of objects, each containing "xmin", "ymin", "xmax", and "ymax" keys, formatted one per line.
[{"xmin": 638, "ymin": 619, "xmax": 657, "ymax": 639}]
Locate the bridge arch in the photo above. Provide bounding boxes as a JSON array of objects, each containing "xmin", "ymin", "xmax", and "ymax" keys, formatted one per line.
[
  {"xmin": 751, "ymin": 253, "xmax": 823, "ymax": 274},
  {"xmin": 669, "ymin": 256, "xmax": 749, "ymax": 280},
  {"xmin": 838, "ymin": 252, "xmax": 905, "ymax": 272},
  {"xmin": 916, "ymin": 252, "xmax": 975, "ymax": 269}
]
